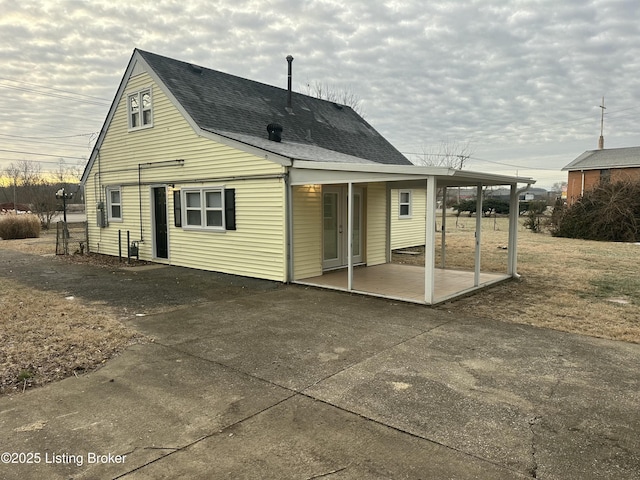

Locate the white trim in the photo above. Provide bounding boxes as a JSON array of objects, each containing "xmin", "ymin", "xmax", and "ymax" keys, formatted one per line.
[
  {"xmin": 398, "ymin": 189, "xmax": 412, "ymax": 218},
  {"xmin": 106, "ymin": 186, "xmax": 122, "ymax": 222},
  {"xmin": 127, "ymin": 87, "xmax": 154, "ymax": 131},
  {"xmin": 150, "ymin": 185, "xmax": 170, "ymax": 261},
  {"xmin": 181, "ymin": 186, "xmax": 226, "ymax": 231},
  {"xmin": 424, "ymin": 176, "xmax": 437, "ymax": 304}
]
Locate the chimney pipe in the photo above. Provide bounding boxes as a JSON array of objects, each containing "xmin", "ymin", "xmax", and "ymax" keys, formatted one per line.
[{"xmin": 286, "ymin": 55, "xmax": 294, "ymax": 110}]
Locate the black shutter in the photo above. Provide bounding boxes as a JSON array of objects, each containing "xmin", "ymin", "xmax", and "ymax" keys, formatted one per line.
[
  {"xmin": 224, "ymin": 189, "xmax": 236, "ymax": 230},
  {"xmin": 173, "ymin": 190, "xmax": 182, "ymax": 227}
]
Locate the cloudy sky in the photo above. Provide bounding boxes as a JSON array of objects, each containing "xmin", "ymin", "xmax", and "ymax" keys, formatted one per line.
[{"xmin": 1, "ymin": 0, "xmax": 639, "ymax": 188}]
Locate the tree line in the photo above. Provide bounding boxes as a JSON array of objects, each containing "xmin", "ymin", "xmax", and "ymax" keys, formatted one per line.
[{"xmin": 0, "ymin": 160, "xmax": 83, "ymax": 228}]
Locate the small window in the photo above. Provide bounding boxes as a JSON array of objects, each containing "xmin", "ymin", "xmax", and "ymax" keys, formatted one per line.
[
  {"xmin": 128, "ymin": 88, "xmax": 153, "ymax": 130},
  {"xmin": 182, "ymin": 187, "xmax": 225, "ymax": 230},
  {"xmin": 399, "ymin": 190, "xmax": 412, "ymax": 218},
  {"xmin": 107, "ymin": 187, "xmax": 122, "ymax": 221}
]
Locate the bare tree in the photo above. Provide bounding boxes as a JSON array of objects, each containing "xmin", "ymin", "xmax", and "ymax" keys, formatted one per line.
[
  {"xmin": 3, "ymin": 160, "xmax": 60, "ymax": 228},
  {"xmin": 411, "ymin": 139, "xmax": 474, "ymax": 169},
  {"xmin": 303, "ymin": 81, "xmax": 365, "ymax": 116}
]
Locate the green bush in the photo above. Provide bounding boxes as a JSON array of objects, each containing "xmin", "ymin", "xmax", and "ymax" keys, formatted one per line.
[
  {"xmin": 552, "ymin": 180, "xmax": 640, "ymax": 242},
  {"xmin": 0, "ymin": 214, "xmax": 41, "ymax": 240}
]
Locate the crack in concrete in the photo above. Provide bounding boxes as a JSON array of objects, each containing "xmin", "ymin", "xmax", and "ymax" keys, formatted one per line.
[
  {"xmin": 112, "ymin": 392, "xmax": 297, "ymax": 479},
  {"xmin": 528, "ymin": 415, "xmax": 542, "ymax": 478},
  {"xmin": 304, "ymin": 465, "xmax": 348, "ymax": 479},
  {"xmin": 300, "ymin": 317, "xmax": 456, "ymax": 392}
]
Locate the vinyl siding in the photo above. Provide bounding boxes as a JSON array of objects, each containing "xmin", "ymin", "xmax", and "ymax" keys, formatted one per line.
[
  {"xmin": 85, "ymin": 71, "xmax": 287, "ymax": 281},
  {"xmin": 390, "ymin": 189, "xmax": 426, "ymax": 250},
  {"xmin": 366, "ymin": 183, "xmax": 387, "ymax": 266},
  {"xmin": 292, "ymin": 185, "xmax": 322, "ymax": 280}
]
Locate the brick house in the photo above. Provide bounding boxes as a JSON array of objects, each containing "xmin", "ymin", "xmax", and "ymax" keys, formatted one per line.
[{"xmin": 562, "ymin": 146, "xmax": 640, "ymax": 205}]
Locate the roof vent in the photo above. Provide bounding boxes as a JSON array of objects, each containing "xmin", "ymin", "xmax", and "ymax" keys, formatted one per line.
[
  {"xmin": 189, "ymin": 64, "xmax": 203, "ymax": 74},
  {"xmin": 267, "ymin": 123, "xmax": 283, "ymax": 142}
]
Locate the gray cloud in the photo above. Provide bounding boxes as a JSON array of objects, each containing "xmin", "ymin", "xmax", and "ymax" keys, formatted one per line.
[{"xmin": 1, "ymin": 0, "xmax": 639, "ymax": 187}]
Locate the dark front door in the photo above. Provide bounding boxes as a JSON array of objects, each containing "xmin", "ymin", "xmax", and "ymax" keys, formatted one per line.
[{"xmin": 153, "ymin": 187, "xmax": 168, "ymax": 259}]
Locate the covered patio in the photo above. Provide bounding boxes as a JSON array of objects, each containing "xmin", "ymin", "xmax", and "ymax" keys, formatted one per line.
[
  {"xmin": 296, "ymin": 264, "xmax": 509, "ymax": 304},
  {"xmin": 287, "ymin": 161, "xmax": 535, "ymax": 305}
]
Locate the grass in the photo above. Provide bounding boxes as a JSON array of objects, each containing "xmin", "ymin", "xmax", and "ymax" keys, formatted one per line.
[
  {"xmin": 0, "ymin": 227, "xmax": 145, "ymax": 395},
  {"xmin": 432, "ymin": 216, "xmax": 640, "ymax": 343},
  {"xmin": 0, "ymin": 215, "xmax": 638, "ymax": 396}
]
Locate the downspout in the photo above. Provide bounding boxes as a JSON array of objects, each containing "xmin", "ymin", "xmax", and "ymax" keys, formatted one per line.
[
  {"xmin": 347, "ymin": 182, "xmax": 354, "ymax": 291},
  {"xmin": 138, "ymin": 164, "xmax": 144, "ymax": 242}
]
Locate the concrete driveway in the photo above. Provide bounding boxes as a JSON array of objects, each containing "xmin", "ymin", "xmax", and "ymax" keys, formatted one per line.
[{"xmin": 0, "ymin": 250, "xmax": 638, "ymax": 479}]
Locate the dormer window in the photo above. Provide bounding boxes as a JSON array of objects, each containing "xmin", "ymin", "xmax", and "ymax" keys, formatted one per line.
[{"xmin": 128, "ymin": 88, "xmax": 153, "ymax": 130}]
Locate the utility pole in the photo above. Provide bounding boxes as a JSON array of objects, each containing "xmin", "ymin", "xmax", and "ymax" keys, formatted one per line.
[{"xmin": 598, "ymin": 96, "xmax": 606, "ymax": 150}]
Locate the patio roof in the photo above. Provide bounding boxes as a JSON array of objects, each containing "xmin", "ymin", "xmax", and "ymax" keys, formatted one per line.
[{"xmin": 289, "ymin": 160, "xmax": 536, "ymax": 187}]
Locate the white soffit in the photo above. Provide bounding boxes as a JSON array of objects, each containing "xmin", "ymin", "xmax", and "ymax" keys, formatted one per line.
[{"xmin": 289, "ymin": 161, "xmax": 535, "ymax": 186}]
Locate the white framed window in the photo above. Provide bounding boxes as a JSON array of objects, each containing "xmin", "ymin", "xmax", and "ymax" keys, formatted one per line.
[
  {"xmin": 399, "ymin": 190, "xmax": 412, "ymax": 218},
  {"xmin": 128, "ymin": 88, "xmax": 153, "ymax": 130},
  {"xmin": 106, "ymin": 186, "xmax": 122, "ymax": 221},
  {"xmin": 182, "ymin": 187, "xmax": 225, "ymax": 230}
]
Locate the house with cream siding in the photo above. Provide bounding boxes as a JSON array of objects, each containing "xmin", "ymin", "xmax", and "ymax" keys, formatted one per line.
[{"xmin": 81, "ymin": 49, "xmax": 534, "ymax": 305}]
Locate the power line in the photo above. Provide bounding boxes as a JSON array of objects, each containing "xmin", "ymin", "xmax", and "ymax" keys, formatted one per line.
[
  {"xmin": 467, "ymin": 156, "xmax": 558, "ymax": 171},
  {"xmin": 0, "ymin": 132, "xmax": 97, "ymax": 140},
  {"xmin": 0, "ymin": 76, "xmax": 111, "ymax": 102},
  {"xmin": 0, "ymin": 149, "xmax": 87, "ymax": 160}
]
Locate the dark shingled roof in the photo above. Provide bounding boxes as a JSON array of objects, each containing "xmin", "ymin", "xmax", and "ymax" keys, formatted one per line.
[
  {"xmin": 137, "ymin": 49, "xmax": 411, "ymax": 166},
  {"xmin": 562, "ymin": 146, "xmax": 640, "ymax": 171}
]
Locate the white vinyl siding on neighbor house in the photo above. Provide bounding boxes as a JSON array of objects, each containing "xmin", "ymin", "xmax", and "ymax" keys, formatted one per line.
[
  {"xmin": 390, "ymin": 188, "xmax": 426, "ymax": 250},
  {"xmin": 84, "ymin": 71, "xmax": 288, "ymax": 281}
]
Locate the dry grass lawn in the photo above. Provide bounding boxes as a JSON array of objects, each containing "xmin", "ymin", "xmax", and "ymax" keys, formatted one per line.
[
  {"xmin": 0, "ymin": 226, "xmax": 145, "ymax": 395},
  {"xmin": 396, "ymin": 215, "xmax": 640, "ymax": 344}
]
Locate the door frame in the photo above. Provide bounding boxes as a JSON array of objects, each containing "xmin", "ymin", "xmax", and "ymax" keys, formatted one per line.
[
  {"xmin": 150, "ymin": 185, "xmax": 169, "ymax": 260},
  {"xmin": 322, "ymin": 185, "xmax": 364, "ymax": 270}
]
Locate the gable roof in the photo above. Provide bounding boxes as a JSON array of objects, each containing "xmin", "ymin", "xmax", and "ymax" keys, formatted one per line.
[
  {"xmin": 562, "ymin": 146, "xmax": 640, "ymax": 171},
  {"xmin": 136, "ymin": 49, "xmax": 411, "ymax": 166}
]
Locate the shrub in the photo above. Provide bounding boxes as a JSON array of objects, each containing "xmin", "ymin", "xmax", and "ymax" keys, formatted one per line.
[
  {"xmin": 552, "ymin": 180, "xmax": 640, "ymax": 242},
  {"xmin": 0, "ymin": 214, "xmax": 41, "ymax": 240}
]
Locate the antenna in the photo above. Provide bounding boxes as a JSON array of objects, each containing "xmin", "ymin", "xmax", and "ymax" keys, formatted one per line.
[{"xmin": 598, "ymin": 96, "xmax": 606, "ymax": 149}]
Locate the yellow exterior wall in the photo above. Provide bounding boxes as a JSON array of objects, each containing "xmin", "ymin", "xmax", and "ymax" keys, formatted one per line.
[
  {"xmin": 292, "ymin": 185, "xmax": 322, "ymax": 280},
  {"xmin": 84, "ymin": 70, "xmax": 287, "ymax": 281},
  {"xmin": 366, "ymin": 183, "xmax": 387, "ymax": 266},
  {"xmin": 390, "ymin": 188, "xmax": 426, "ymax": 250}
]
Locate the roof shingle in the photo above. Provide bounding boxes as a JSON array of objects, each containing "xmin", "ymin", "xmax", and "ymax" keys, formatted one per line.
[
  {"xmin": 562, "ymin": 146, "xmax": 640, "ymax": 171},
  {"xmin": 137, "ymin": 50, "xmax": 411, "ymax": 166}
]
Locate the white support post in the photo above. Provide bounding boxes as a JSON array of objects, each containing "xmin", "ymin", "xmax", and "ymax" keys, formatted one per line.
[
  {"xmin": 347, "ymin": 181, "xmax": 354, "ymax": 291},
  {"xmin": 441, "ymin": 186, "xmax": 447, "ymax": 269},
  {"xmin": 474, "ymin": 184, "xmax": 482, "ymax": 287},
  {"xmin": 508, "ymin": 183, "xmax": 519, "ymax": 276},
  {"xmin": 425, "ymin": 176, "xmax": 437, "ymax": 304}
]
